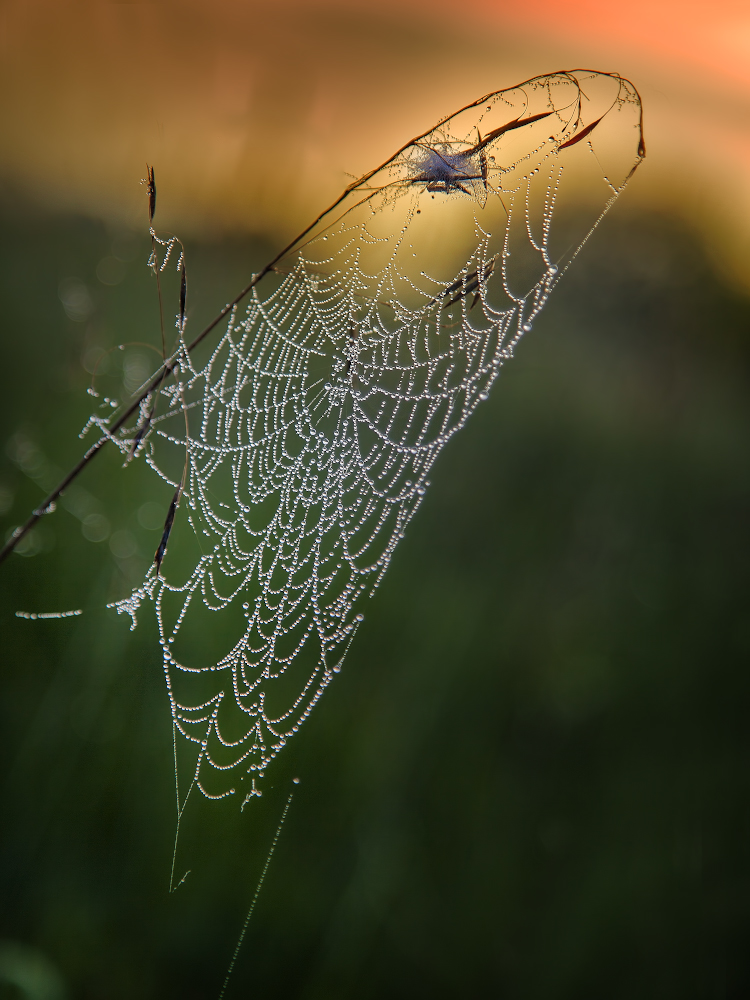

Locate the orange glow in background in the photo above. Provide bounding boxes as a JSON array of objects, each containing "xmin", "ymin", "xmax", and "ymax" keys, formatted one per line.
[{"xmin": 0, "ymin": 0, "xmax": 748, "ymax": 286}]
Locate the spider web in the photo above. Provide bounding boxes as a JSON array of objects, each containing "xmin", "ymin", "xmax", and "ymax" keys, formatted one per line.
[{"xmin": 100, "ymin": 70, "xmax": 643, "ymax": 810}]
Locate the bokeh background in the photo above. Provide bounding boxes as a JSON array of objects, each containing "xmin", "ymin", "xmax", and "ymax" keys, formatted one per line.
[{"xmin": 1, "ymin": 1, "xmax": 749, "ymax": 997}]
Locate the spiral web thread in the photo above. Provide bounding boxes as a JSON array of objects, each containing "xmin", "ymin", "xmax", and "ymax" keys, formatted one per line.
[{"xmin": 98, "ymin": 70, "xmax": 643, "ymax": 811}]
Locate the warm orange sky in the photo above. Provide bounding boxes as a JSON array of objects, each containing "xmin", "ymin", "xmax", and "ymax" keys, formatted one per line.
[
  {"xmin": 0, "ymin": 0, "xmax": 748, "ymax": 285},
  {"xmin": 492, "ymin": 0, "xmax": 750, "ymax": 89}
]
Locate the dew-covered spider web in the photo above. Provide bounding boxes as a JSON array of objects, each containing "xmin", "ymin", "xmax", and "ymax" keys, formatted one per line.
[{"xmin": 97, "ymin": 70, "xmax": 643, "ymax": 813}]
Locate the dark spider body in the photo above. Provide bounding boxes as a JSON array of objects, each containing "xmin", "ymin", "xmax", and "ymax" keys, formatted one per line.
[
  {"xmin": 410, "ymin": 145, "xmax": 484, "ymax": 195},
  {"xmin": 410, "ymin": 112, "xmax": 558, "ymax": 196}
]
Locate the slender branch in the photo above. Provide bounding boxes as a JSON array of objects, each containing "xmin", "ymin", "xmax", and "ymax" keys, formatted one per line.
[{"xmin": 0, "ymin": 69, "xmax": 645, "ymax": 567}]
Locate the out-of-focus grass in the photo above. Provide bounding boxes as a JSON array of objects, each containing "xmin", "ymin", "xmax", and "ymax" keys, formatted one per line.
[{"xmin": 0, "ymin": 198, "xmax": 748, "ymax": 999}]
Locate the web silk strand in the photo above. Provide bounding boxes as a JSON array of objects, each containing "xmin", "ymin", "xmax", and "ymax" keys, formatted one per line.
[{"xmin": 217, "ymin": 790, "xmax": 295, "ymax": 1000}]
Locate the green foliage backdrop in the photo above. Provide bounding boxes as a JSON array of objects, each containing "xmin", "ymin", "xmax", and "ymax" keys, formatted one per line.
[{"xmin": 1, "ymin": 198, "xmax": 748, "ymax": 998}]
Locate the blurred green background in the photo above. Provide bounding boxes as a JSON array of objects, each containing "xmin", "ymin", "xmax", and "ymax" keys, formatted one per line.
[{"xmin": 1, "ymin": 182, "xmax": 749, "ymax": 998}]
